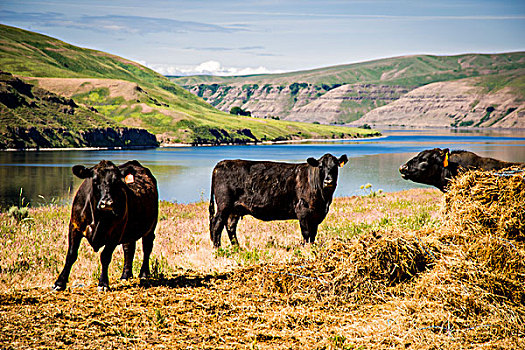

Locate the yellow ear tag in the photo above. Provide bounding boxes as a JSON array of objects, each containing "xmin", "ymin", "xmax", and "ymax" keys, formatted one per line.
[
  {"xmin": 443, "ymin": 153, "xmax": 449, "ymax": 168},
  {"xmin": 125, "ymin": 174, "xmax": 134, "ymax": 184},
  {"xmin": 340, "ymin": 161, "xmax": 345, "ymax": 168}
]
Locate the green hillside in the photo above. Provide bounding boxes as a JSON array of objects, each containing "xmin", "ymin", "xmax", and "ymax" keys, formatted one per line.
[
  {"xmin": 172, "ymin": 52, "xmax": 525, "ymax": 87},
  {"xmin": 0, "ymin": 71, "xmax": 158, "ymax": 149},
  {"xmin": 0, "ymin": 24, "xmax": 378, "ymax": 145}
]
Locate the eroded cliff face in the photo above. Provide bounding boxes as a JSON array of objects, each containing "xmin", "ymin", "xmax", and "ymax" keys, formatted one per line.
[
  {"xmin": 186, "ymin": 83, "xmax": 409, "ymax": 124},
  {"xmin": 358, "ymin": 79, "xmax": 524, "ymax": 128},
  {"xmin": 289, "ymin": 84, "xmax": 409, "ymax": 124},
  {"xmin": 182, "ymin": 70, "xmax": 524, "ymax": 129}
]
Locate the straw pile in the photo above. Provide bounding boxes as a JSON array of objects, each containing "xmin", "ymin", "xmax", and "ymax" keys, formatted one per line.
[
  {"xmin": 232, "ymin": 229, "xmax": 440, "ymax": 304},
  {"xmin": 433, "ymin": 168, "xmax": 525, "ymax": 330},
  {"xmin": 443, "ymin": 167, "xmax": 525, "ymax": 240},
  {"xmin": 230, "ymin": 168, "xmax": 525, "ymax": 346}
]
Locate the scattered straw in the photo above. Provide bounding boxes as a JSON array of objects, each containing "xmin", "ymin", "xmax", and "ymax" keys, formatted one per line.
[{"xmin": 1, "ymin": 176, "xmax": 524, "ymax": 349}]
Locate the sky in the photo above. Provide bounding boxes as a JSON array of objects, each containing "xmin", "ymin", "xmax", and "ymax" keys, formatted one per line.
[{"xmin": 1, "ymin": 0, "xmax": 524, "ymax": 76}]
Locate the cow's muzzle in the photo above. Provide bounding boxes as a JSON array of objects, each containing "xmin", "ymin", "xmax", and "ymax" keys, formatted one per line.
[
  {"xmin": 399, "ymin": 164, "xmax": 409, "ymax": 178},
  {"xmin": 97, "ymin": 199, "xmax": 114, "ymax": 212},
  {"xmin": 323, "ymin": 179, "xmax": 335, "ymax": 188}
]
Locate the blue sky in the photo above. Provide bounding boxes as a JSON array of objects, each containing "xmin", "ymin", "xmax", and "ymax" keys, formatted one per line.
[{"xmin": 1, "ymin": 0, "xmax": 524, "ymax": 76}]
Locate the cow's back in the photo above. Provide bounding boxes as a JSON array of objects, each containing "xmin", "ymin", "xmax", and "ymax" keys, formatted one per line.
[
  {"xmin": 452, "ymin": 151, "xmax": 523, "ymax": 171},
  {"xmin": 212, "ymin": 160, "xmax": 306, "ymax": 220}
]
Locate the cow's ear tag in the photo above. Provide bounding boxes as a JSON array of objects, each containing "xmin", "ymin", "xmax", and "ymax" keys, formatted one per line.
[
  {"xmin": 125, "ymin": 174, "xmax": 134, "ymax": 184},
  {"xmin": 443, "ymin": 153, "xmax": 449, "ymax": 168},
  {"xmin": 339, "ymin": 161, "xmax": 345, "ymax": 168}
]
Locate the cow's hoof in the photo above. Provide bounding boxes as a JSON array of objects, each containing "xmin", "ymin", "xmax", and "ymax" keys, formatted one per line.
[
  {"xmin": 97, "ymin": 286, "xmax": 109, "ymax": 292},
  {"xmin": 138, "ymin": 272, "xmax": 150, "ymax": 280},
  {"xmin": 52, "ymin": 284, "xmax": 65, "ymax": 291}
]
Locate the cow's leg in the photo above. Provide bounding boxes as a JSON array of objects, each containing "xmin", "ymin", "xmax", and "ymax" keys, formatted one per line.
[
  {"xmin": 120, "ymin": 241, "xmax": 136, "ymax": 280},
  {"xmin": 98, "ymin": 244, "xmax": 117, "ymax": 291},
  {"xmin": 210, "ymin": 209, "xmax": 229, "ymax": 248},
  {"xmin": 226, "ymin": 215, "xmax": 240, "ymax": 246},
  {"xmin": 54, "ymin": 223, "xmax": 83, "ymax": 291},
  {"xmin": 139, "ymin": 232, "xmax": 155, "ymax": 279},
  {"xmin": 308, "ymin": 223, "xmax": 319, "ymax": 243},
  {"xmin": 298, "ymin": 218, "xmax": 310, "ymax": 244},
  {"xmin": 299, "ymin": 218, "xmax": 319, "ymax": 244}
]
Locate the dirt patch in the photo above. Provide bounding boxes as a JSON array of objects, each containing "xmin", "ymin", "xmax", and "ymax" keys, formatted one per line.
[
  {"xmin": 120, "ymin": 117, "xmax": 144, "ymax": 128},
  {"xmin": 380, "ymin": 66, "xmax": 409, "ymax": 81},
  {"xmin": 27, "ymin": 77, "xmax": 142, "ymax": 101}
]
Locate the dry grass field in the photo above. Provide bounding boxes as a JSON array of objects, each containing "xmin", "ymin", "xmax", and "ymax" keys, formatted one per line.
[{"xmin": 0, "ymin": 180, "xmax": 523, "ymax": 349}]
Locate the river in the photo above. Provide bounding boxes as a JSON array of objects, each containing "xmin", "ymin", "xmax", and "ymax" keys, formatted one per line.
[{"xmin": 1, "ymin": 128, "xmax": 524, "ymax": 209}]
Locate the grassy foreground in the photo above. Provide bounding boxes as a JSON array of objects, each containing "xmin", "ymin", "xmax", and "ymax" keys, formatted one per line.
[{"xmin": 0, "ymin": 188, "xmax": 523, "ymax": 349}]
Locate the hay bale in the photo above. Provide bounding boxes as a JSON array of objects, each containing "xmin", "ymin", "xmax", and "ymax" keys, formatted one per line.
[
  {"xmin": 438, "ymin": 168, "xmax": 525, "ymax": 305},
  {"xmin": 405, "ymin": 168, "xmax": 525, "ymax": 340},
  {"xmin": 442, "ymin": 168, "xmax": 525, "ymax": 240}
]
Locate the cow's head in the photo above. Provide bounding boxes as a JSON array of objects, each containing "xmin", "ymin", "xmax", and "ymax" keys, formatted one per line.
[
  {"xmin": 399, "ymin": 148, "xmax": 451, "ymax": 191},
  {"xmin": 72, "ymin": 160, "xmax": 132, "ymax": 214},
  {"xmin": 307, "ymin": 153, "xmax": 348, "ymax": 190}
]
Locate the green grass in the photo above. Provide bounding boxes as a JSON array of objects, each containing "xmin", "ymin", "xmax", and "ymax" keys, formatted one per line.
[
  {"xmin": 475, "ymin": 71, "xmax": 525, "ymax": 100},
  {"xmin": 0, "ymin": 189, "xmax": 441, "ymax": 291},
  {"xmin": 0, "ymin": 24, "xmax": 379, "ymax": 144}
]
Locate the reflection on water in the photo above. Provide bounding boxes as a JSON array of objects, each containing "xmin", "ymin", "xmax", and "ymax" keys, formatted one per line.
[
  {"xmin": 0, "ymin": 165, "xmax": 76, "ymax": 207},
  {"xmin": 1, "ymin": 129, "xmax": 524, "ymax": 208}
]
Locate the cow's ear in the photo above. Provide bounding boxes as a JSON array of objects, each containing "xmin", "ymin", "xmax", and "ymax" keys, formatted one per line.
[
  {"xmin": 307, "ymin": 157, "xmax": 319, "ymax": 167},
  {"xmin": 72, "ymin": 165, "xmax": 93, "ymax": 179},
  {"xmin": 119, "ymin": 167, "xmax": 136, "ymax": 184},
  {"xmin": 119, "ymin": 164, "xmax": 137, "ymax": 178},
  {"xmin": 338, "ymin": 154, "xmax": 348, "ymax": 167}
]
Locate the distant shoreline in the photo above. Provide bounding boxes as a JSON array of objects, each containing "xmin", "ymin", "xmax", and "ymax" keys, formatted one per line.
[
  {"xmin": 2, "ymin": 134, "xmax": 385, "ymax": 151},
  {"xmin": 0, "ymin": 145, "xmax": 159, "ymax": 152}
]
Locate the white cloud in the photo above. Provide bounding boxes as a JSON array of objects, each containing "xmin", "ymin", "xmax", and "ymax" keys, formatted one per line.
[{"xmin": 146, "ymin": 60, "xmax": 284, "ymax": 76}]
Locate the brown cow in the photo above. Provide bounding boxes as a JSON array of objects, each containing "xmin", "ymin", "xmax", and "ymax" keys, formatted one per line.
[{"xmin": 54, "ymin": 160, "xmax": 158, "ymax": 291}]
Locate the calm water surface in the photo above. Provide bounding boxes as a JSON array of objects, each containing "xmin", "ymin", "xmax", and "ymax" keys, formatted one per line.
[{"xmin": 1, "ymin": 129, "xmax": 524, "ymax": 208}]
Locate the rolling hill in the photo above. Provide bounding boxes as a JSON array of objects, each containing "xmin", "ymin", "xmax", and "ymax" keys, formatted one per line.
[
  {"xmin": 0, "ymin": 24, "xmax": 378, "ymax": 148},
  {"xmin": 171, "ymin": 53, "xmax": 525, "ymax": 127},
  {"xmin": 0, "ymin": 71, "xmax": 158, "ymax": 149}
]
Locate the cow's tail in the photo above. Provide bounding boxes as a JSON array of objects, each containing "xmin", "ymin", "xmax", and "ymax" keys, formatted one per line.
[{"xmin": 209, "ymin": 175, "xmax": 215, "ymax": 225}]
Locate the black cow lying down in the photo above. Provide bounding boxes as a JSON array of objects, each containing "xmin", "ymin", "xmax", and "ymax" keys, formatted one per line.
[
  {"xmin": 399, "ymin": 148, "xmax": 524, "ymax": 192},
  {"xmin": 209, "ymin": 153, "xmax": 348, "ymax": 247},
  {"xmin": 54, "ymin": 160, "xmax": 158, "ymax": 291}
]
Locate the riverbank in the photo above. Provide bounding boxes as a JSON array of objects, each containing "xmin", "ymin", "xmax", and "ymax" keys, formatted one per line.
[
  {"xmin": 2, "ymin": 131, "xmax": 382, "ymax": 151},
  {"xmin": 1, "ymin": 187, "xmax": 523, "ymax": 349}
]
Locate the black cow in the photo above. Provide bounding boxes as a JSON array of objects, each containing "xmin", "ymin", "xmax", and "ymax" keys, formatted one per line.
[
  {"xmin": 399, "ymin": 148, "xmax": 523, "ymax": 192},
  {"xmin": 209, "ymin": 153, "xmax": 348, "ymax": 247},
  {"xmin": 54, "ymin": 160, "xmax": 158, "ymax": 291}
]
